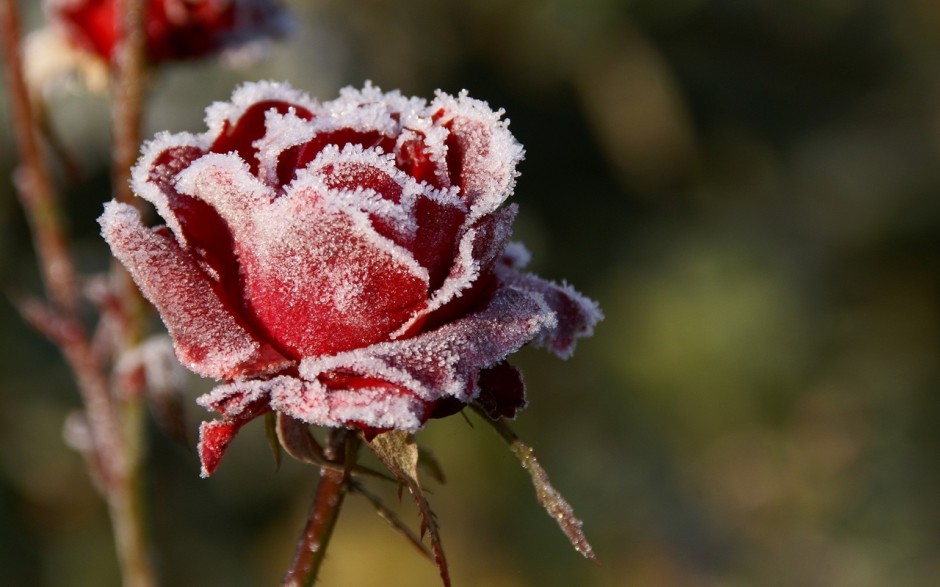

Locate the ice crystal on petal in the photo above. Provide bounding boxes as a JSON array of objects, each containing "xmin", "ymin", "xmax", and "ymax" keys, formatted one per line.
[
  {"xmin": 497, "ymin": 266, "xmax": 605, "ymax": 359},
  {"xmin": 253, "ymin": 108, "xmax": 317, "ymax": 185},
  {"xmin": 502, "ymin": 241, "xmax": 532, "ymax": 269},
  {"xmin": 99, "ymin": 202, "xmax": 289, "ymax": 380},
  {"xmin": 430, "ymin": 90, "xmax": 524, "ymax": 218},
  {"xmin": 301, "ymin": 287, "xmax": 557, "ymax": 408},
  {"xmin": 205, "ymin": 80, "xmax": 317, "ymax": 138}
]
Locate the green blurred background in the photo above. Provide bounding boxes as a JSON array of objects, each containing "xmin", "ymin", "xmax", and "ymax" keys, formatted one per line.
[{"xmin": 2, "ymin": 0, "xmax": 939, "ymax": 585}]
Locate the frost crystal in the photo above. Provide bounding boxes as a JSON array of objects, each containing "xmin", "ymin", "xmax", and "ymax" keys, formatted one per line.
[{"xmin": 99, "ymin": 80, "xmax": 602, "ymax": 476}]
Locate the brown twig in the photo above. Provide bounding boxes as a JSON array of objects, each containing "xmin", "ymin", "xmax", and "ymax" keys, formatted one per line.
[
  {"xmin": 0, "ymin": 0, "xmax": 77, "ymax": 313},
  {"xmin": 283, "ymin": 430, "xmax": 360, "ymax": 587},
  {"xmin": 112, "ymin": 0, "xmax": 148, "ymax": 206},
  {"xmin": 106, "ymin": 1, "xmax": 157, "ymax": 585}
]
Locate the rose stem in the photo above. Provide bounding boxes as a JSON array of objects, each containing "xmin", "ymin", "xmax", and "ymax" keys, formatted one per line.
[
  {"xmin": 108, "ymin": 1, "xmax": 159, "ymax": 586},
  {"xmin": 283, "ymin": 430, "xmax": 361, "ymax": 587}
]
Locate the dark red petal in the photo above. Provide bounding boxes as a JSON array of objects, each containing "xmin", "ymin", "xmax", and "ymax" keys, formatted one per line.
[
  {"xmin": 314, "ymin": 158, "xmax": 410, "ymax": 244},
  {"xmin": 318, "ymin": 160, "xmax": 404, "ymax": 203},
  {"xmin": 197, "ymin": 384, "xmax": 274, "ymax": 477},
  {"xmin": 144, "ymin": 145, "xmax": 250, "ymax": 305},
  {"xmin": 198, "ymin": 420, "xmax": 239, "ymax": 478},
  {"xmin": 475, "ymin": 361, "xmax": 527, "ymax": 420},
  {"xmin": 99, "ymin": 202, "xmax": 290, "ymax": 379},
  {"xmin": 210, "ymin": 100, "xmax": 313, "ymax": 176},
  {"xmin": 405, "ymin": 205, "xmax": 518, "ymax": 336},
  {"xmin": 427, "ymin": 396, "xmax": 463, "ymax": 420},
  {"xmin": 411, "ymin": 196, "xmax": 467, "ymax": 291},
  {"xmin": 396, "ymin": 133, "xmax": 448, "ymax": 189},
  {"xmin": 279, "ymin": 129, "xmax": 397, "ymax": 186}
]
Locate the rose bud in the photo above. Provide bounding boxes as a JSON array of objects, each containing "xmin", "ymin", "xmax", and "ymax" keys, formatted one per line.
[
  {"xmin": 99, "ymin": 81, "xmax": 602, "ymax": 476},
  {"xmin": 44, "ymin": 0, "xmax": 291, "ymax": 64}
]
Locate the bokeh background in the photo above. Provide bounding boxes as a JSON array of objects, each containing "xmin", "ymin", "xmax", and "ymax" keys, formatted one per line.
[{"xmin": 2, "ymin": 0, "xmax": 940, "ymax": 585}]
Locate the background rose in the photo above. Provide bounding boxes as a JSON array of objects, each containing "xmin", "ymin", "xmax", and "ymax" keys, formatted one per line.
[
  {"xmin": 45, "ymin": 0, "xmax": 290, "ymax": 63},
  {"xmin": 100, "ymin": 81, "xmax": 601, "ymax": 476}
]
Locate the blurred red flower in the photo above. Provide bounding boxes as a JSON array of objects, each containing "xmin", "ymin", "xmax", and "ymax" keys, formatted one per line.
[
  {"xmin": 100, "ymin": 82, "xmax": 601, "ymax": 476},
  {"xmin": 46, "ymin": 0, "xmax": 290, "ymax": 63}
]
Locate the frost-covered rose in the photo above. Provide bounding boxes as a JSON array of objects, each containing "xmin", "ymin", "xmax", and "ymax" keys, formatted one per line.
[
  {"xmin": 46, "ymin": 0, "xmax": 290, "ymax": 63},
  {"xmin": 100, "ymin": 82, "xmax": 601, "ymax": 476}
]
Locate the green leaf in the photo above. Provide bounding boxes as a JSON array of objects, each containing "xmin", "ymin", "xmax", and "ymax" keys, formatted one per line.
[{"xmin": 367, "ymin": 430, "xmax": 451, "ymax": 587}]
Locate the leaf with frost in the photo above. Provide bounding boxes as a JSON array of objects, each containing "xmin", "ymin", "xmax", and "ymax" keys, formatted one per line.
[
  {"xmin": 474, "ymin": 406, "xmax": 598, "ymax": 562},
  {"xmin": 367, "ymin": 430, "xmax": 451, "ymax": 587}
]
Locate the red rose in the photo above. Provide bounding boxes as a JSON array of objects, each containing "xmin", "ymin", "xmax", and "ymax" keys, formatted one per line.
[
  {"xmin": 46, "ymin": 0, "xmax": 290, "ymax": 63},
  {"xmin": 100, "ymin": 82, "xmax": 602, "ymax": 476}
]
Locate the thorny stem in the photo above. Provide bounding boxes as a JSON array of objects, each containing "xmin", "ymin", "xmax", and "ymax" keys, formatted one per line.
[{"xmin": 283, "ymin": 430, "xmax": 361, "ymax": 587}]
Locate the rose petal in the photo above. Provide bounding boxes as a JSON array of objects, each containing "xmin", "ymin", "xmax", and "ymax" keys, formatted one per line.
[
  {"xmin": 496, "ymin": 265, "xmax": 604, "ymax": 359},
  {"xmin": 204, "ymin": 81, "xmax": 318, "ymax": 141},
  {"xmin": 300, "ymin": 286, "xmax": 557, "ymax": 412},
  {"xmin": 227, "ymin": 171, "xmax": 431, "ymax": 358},
  {"xmin": 475, "ymin": 361, "xmax": 527, "ymax": 420},
  {"xmin": 305, "ymin": 144, "xmax": 420, "ymax": 243},
  {"xmin": 172, "ymin": 152, "xmax": 275, "ymax": 232},
  {"xmin": 396, "ymin": 204, "xmax": 517, "ymax": 337},
  {"xmin": 210, "ymin": 100, "xmax": 313, "ymax": 176},
  {"xmin": 198, "ymin": 374, "xmax": 428, "ymax": 444},
  {"xmin": 99, "ymin": 202, "xmax": 290, "ymax": 379},
  {"xmin": 431, "ymin": 91, "xmax": 525, "ymax": 218},
  {"xmin": 396, "ymin": 129, "xmax": 450, "ymax": 189},
  {"xmin": 275, "ymin": 377, "xmax": 429, "ymax": 432},
  {"xmin": 196, "ymin": 379, "xmax": 275, "ymax": 476}
]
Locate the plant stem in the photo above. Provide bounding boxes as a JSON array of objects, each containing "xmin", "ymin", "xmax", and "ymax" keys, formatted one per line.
[
  {"xmin": 112, "ymin": 0, "xmax": 147, "ymax": 206},
  {"xmin": 0, "ymin": 0, "xmax": 77, "ymax": 313},
  {"xmin": 108, "ymin": 2, "xmax": 157, "ymax": 586},
  {"xmin": 283, "ymin": 430, "xmax": 360, "ymax": 587}
]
